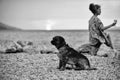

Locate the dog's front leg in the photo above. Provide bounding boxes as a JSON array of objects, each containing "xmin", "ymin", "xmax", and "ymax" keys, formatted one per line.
[{"xmin": 59, "ymin": 61, "xmax": 66, "ymax": 71}]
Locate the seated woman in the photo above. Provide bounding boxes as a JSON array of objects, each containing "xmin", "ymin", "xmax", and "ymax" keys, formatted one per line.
[{"xmin": 77, "ymin": 3, "xmax": 117, "ymax": 56}]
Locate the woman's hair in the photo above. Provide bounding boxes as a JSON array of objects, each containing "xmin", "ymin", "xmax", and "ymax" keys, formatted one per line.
[{"xmin": 89, "ymin": 3, "xmax": 101, "ymax": 14}]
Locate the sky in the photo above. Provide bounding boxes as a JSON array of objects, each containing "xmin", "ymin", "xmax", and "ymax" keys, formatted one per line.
[{"xmin": 0, "ymin": 0, "xmax": 120, "ymax": 30}]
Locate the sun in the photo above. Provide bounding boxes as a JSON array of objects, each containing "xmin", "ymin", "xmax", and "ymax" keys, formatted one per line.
[
  {"xmin": 46, "ymin": 20, "xmax": 55, "ymax": 30},
  {"xmin": 46, "ymin": 25, "xmax": 52, "ymax": 30}
]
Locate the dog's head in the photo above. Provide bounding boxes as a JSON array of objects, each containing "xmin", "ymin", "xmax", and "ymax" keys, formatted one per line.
[{"xmin": 51, "ymin": 36, "xmax": 66, "ymax": 49}]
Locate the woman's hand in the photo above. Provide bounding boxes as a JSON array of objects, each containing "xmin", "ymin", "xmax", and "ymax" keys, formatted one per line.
[
  {"xmin": 112, "ymin": 20, "xmax": 117, "ymax": 26},
  {"xmin": 103, "ymin": 19, "xmax": 117, "ymax": 30}
]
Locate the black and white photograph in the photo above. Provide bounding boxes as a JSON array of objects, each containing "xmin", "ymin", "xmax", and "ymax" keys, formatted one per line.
[{"xmin": 0, "ymin": 0, "xmax": 120, "ymax": 80}]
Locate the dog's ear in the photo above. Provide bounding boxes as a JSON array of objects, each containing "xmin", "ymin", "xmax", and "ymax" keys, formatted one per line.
[{"xmin": 59, "ymin": 37, "xmax": 65, "ymax": 45}]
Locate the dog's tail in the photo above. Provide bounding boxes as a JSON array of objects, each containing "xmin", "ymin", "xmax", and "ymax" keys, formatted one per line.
[
  {"xmin": 86, "ymin": 67, "xmax": 97, "ymax": 70},
  {"xmin": 75, "ymin": 67, "xmax": 97, "ymax": 71}
]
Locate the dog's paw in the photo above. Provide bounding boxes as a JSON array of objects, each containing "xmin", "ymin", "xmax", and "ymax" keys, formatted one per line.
[
  {"xmin": 59, "ymin": 67, "xmax": 65, "ymax": 71},
  {"xmin": 59, "ymin": 69, "xmax": 65, "ymax": 71}
]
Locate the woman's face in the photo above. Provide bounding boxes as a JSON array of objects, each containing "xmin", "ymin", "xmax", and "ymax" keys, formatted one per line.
[{"xmin": 96, "ymin": 8, "xmax": 101, "ymax": 15}]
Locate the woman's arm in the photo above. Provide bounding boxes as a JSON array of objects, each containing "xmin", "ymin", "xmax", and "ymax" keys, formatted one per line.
[{"xmin": 102, "ymin": 20, "xmax": 117, "ymax": 31}]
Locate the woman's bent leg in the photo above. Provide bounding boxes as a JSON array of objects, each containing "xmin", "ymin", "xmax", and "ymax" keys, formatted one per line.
[{"xmin": 105, "ymin": 34, "xmax": 114, "ymax": 49}]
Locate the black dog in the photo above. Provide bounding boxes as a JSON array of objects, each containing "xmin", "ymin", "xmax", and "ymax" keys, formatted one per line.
[{"xmin": 51, "ymin": 36, "xmax": 95, "ymax": 71}]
